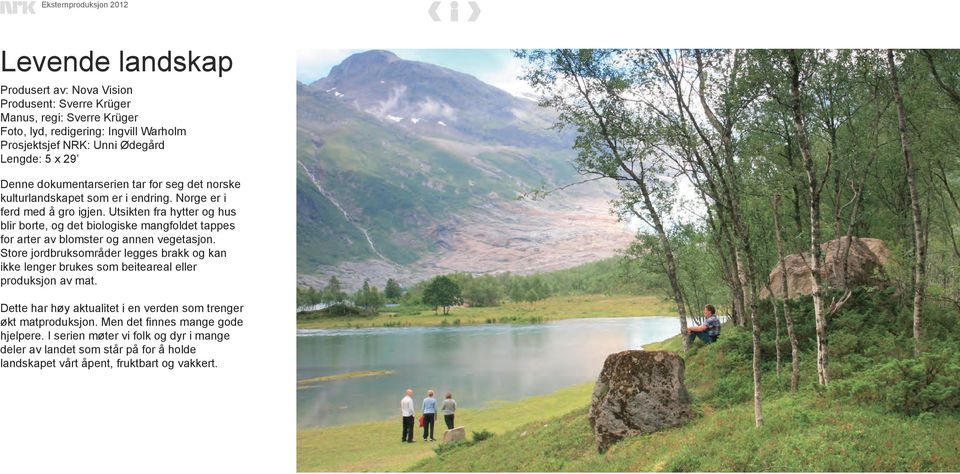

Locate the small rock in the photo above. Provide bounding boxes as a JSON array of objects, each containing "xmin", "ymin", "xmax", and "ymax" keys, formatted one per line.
[{"xmin": 442, "ymin": 426, "xmax": 466, "ymax": 443}]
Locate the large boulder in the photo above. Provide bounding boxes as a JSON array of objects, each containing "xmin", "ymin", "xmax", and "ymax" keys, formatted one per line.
[
  {"xmin": 588, "ymin": 350, "xmax": 692, "ymax": 453},
  {"xmin": 761, "ymin": 237, "xmax": 890, "ymax": 299}
]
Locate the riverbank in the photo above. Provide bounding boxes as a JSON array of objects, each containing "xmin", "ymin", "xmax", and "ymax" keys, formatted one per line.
[
  {"xmin": 295, "ymin": 329, "xmax": 678, "ymax": 472},
  {"xmin": 296, "ymin": 382, "xmax": 595, "ymax": 472},
  {"xmin": 297, "ymin": 294, "xmax": 673, "ymax": 329}
]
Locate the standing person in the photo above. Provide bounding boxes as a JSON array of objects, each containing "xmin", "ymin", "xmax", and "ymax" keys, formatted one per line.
[
  {"xmin": 421, "ymin": 390, "xmax": 437, "ymax": 441},
  {"xmin": 687, "ymin": 304, "xmax": 721, "ymax": 345},
  {"xmin": 441, "ymin": 392, "xmax": 457, "ymax": 430},
  {"xmin": 400, "ymin": 389, "xmax": 415, "ymax": 443}
]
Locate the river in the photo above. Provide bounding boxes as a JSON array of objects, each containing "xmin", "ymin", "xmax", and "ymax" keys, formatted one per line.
[{"xmin": 297, "ymin": 316, "xmax": 681, "ymax": 428}]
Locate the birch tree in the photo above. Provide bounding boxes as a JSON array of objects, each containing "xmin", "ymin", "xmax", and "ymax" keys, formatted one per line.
[
  {"xmin": 519, "ymin": 49, "xmax": 692, "ymax": 351},
  {"xmin": 887, "ymin": 49, "xmax": 927, "ymax": 354}
]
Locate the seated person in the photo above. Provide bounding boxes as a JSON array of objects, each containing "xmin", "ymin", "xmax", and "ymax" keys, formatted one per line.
[{"xmin": 687, "ymin": 304, "xmax": 720, "ymax": 344}]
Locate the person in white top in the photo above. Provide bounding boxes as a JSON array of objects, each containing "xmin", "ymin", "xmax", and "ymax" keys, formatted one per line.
[{"xmin": 400, "ymin": 388, "xmax": 415, "ymax": 443}]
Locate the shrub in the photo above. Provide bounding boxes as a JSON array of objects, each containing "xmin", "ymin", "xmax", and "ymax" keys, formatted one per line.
[
  {"xmin": 433, "ymin": 439, "xmax": 472, "ymax": 456},
  {"xmin": 831, "ymin": 342, "xmax": 960, "ymax": 415},
  {"xmin": 472, "ymin": 429, "xmax": 494, "ymax": 442},
  {"xmin": 319, "ymin": 304, "xmax": 361, "ymax": 316},
  {"xmin": 708, "ymin": 371, "xmax": 753, "ymax": 407}
]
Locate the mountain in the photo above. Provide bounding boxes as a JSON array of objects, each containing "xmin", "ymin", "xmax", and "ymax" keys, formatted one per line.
[
  {"xmin": 310, "ymin": 50, "xmax": 569, "ymax": 149},
  {"xmin": 297, "ymin": 50, "xmax": 633, "ymax": 290}
]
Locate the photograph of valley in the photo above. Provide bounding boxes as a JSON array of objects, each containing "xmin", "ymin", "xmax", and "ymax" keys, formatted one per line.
[{"xmin": 296, "ymin": 49, "xmax": 960, "ymax": 472}]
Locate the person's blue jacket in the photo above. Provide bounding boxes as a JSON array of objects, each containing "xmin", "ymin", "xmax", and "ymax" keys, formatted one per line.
[{"xmin": 422, "ymin": 397, "xmax": 437, "ymax": 414}]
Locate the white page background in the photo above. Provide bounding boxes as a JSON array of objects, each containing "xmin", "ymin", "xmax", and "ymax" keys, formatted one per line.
[{"xmin": 2, "ymin": 0, "xmax": 958, "ymax": 472}]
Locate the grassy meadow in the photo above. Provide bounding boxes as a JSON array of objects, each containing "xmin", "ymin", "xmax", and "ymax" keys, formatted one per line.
[
  {"xmin": 297, "ymin": 294, "xmax": 673, "ymax": 330},
  {"xmin": 296, "ymin": 383, "xmax": 594, "ymax": 472},
  {"xmin": 411, "ymin": 394, "xmax": 960, "ymax": 472}
]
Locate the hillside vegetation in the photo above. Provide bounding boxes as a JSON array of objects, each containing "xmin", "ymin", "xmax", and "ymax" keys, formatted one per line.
[
  {"xmin": 298, "ymin": 294, "xmax": 673, "ymax": 329},
  {"xmin": 411, "ymin": 289, "xmax": 960, "ymax": 471}
]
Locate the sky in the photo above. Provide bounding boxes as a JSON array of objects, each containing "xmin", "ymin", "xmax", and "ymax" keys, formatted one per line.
[{"xmin": 296, "ymin": 49, "xmax": 533, "ymax": 97}]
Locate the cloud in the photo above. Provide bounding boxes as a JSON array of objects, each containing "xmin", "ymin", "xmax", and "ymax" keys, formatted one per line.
[
  {"xmin": 415, "ymin": 97, "xmax": 457, "ymax": 120},
  {"xmin": 482, "ymin": 56, "xmax": 537, "ymax": 99},
  {"xmin": 374, "ymin": 85, "xmax": 407, "ymax": 116}
]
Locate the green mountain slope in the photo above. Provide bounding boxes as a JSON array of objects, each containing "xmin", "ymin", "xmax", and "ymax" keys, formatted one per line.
[{"xmin": 296, "ymin": 52, "xmax": 584, "ymax": 274}]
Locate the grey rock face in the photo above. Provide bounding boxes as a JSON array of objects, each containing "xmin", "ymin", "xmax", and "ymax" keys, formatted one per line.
[{"xmin": 588, "ymin": 350, "xmax": 692, "ymax": 453}]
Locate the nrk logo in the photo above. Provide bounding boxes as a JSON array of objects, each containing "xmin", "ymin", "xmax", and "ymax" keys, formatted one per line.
[{"xmin": 0, "ymin": 1, "xmax": 36, "ymax": 14}]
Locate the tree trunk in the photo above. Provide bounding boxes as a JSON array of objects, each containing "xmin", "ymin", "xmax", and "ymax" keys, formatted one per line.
[
  {"xmin": 788, "ymin": 50, "xmax": 829, "ymax": 386},
  {"xmin": 771, "ymin": 284, "xmax": 782, "ymax": 379},
  {"xmin": 631, "ymin": 186, "xmax": 690, "ymax": 353},
  {"xmin": 564, "ymin": 54, "xmax": 692, "ymax": 354},
  {"xmin": 704, "ymin": 202, "xmax": 741, "ymax": 328},
  {"xmin": 690, "ymin": 49, "xmax": 761, "ymax": 424},
  {"xmin": 751, "ymin": 297, "xmax": 763, "ymax": 427},
  {"xmin": 773, "ymin": 193, "xmax": 801, "ymax": 391},
  {"xmin": 726, "ymin": 228, "xmax": 747, "ymax": 326},
  {"xmin": 736, "ymin": 249, "xmax": 751, "ymax": 324},
  {"xmin": 887, "ymin": 49, "xmax": 927, "ymax": 355}
]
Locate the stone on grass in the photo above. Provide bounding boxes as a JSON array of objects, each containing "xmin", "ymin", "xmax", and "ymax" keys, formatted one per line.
[{"xmin": 442, "ymin": 427, "xmax": 465, "ymax": 443}]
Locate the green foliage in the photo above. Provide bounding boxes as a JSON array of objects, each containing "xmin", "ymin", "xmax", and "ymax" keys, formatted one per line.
[
  {"xmin": 296, "ymin": 286, "xmax": 322, "ymax": 312},
  {"xmin": 411, "ymin": 394, "xmax": 960, "ymax": 472},
  {"xmin": 522, "ymin": 257, "xmax": 664, "ymax": 295},
  {"xmin": 508, "ymin": 276, "xmax": 552, "ymax": 304},
  {"xmin": 432, "ymin": 439, "xmax": 472, "ymax": 456},
  {"xmin": 399, "ymin": 257, "xmax": 667, "ymax": 312},
  {"xmin": 296, "ymin": 277, "xmax": 351, "ymax": 313},
  {"xmin": 409, "ymin": 288, "xmax": 960, "ymax": 472},
  {"xmin": 471, "ymin": 429, "xmax": 494, "ymax": 442},
  {"xmin": 384, "ymin": 278, "xmax": 402, "ymax": 301},
  {"xmin": 627, "ymin": 224, "xmax": 728, "ymax": 321},
  {"xmin": 307, "ymin": 304, "xmax": 361, "ymax": 318},
  {"xmin": 322, "ymin": 276, "xmax": 348, "ymax": 305},
  {"xmin": 460, "ymin": 274, "xmax": 504, "ymax": 307},
  {"xmin": 353, "ymin": 280, "xmax": 385, "ymax": 315},
  {"xmin": 831, "ymin": 342, "xmax": 960, "ymax": 415},
  {"xmin": 422, "ymin": 275, "xmax": 463, "ymax": 315}
]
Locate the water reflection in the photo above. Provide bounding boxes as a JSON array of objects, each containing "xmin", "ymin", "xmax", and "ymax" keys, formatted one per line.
[{"xmin": 297, "ymin": 316, "xmax": 679, "ymax": 428}]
